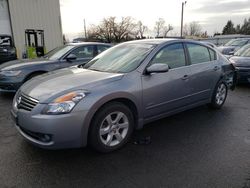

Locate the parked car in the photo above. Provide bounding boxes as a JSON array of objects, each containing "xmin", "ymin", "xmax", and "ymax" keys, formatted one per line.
[
  {"xmin": 217, "ymin": 38, "xmax": 250, "ymax": 55},
  {"xmin": 11, "ymin": 39, "xmax": 236, "ymax": 152},
  {"xmin": 0, "ymin": 42, "xmax": 111, "ymax": 92},
  {"xmin": 201, "ymin": 41, "xmax": 217, "ymax": 48},
  {"xmin": 0, "ymin": 35, "xmax": 17, "ymax": 64},
  {"xmin": 229, "ymin": 44, "xmax": 250, "ymax": 84}
]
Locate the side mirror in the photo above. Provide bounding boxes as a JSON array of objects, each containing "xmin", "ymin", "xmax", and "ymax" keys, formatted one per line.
[
  {"xmin": 66, "ymin": 54, "xmax": 77, "ymax": 62},
  {"xmin": 146, "ymin": 63, "xmax": 169, "ymax": 74}
]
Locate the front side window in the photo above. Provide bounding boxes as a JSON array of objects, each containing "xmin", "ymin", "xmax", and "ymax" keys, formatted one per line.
[
  {"xmin": 187, "ymin": 43, "xmax": 210, "ymax": 64},
  {"xmin": 151, "ymin": 43, "xmax": 186, "ymax": 69},
  {"xmin": 70, "ymin": 46, "xmax": 94, "ymax": 59}
]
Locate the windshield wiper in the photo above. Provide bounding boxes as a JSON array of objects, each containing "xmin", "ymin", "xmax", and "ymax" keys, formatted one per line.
[{"xmin": 88, "ymin": 68, "xmax": 103, "ymax": 72}]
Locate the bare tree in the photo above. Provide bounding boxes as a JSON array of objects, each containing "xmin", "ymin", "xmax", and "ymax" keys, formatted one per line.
[
  {"xmin": 136, "ymin": 21, "xmax": 148, "ymax": 39},
  {"xmin": 87, "ymin": 17, "xmax": 137, "ymax": 43},
  {"xmin": 190, "ymin": 22, "xmax": 202, "ymax": 36},
  {"xmin": 154, "ymin": 18, "xmax": 165, "ymax": 37},
  {"xmin": 163, "ymin": 24, "xmax": 174, "ymax": 37},
  {"xmin": 184, "ymin": 21, "xmax": 202, "ymax": 36},
  {"xmin": 154, "ymin": 18, "xmax": 173, "ymax": 38},
  {"xmin": 113, "ymin": 17, "xmax": 137, "ymax": 42}
]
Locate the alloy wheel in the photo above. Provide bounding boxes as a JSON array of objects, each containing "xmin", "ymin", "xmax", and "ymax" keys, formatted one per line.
[{"xmin": 99, "ymin": 111, "xmax": 129, "ymax": 147}]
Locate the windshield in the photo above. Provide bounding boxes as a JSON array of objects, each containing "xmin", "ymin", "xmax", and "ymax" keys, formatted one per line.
[
  {"xmin": 224, "ymin": 39, "xmax": 248, "ymax": 47},
  {"xmin": 44, "ymin": 45, "xmax": 75, "ymax": 60},
  {"xmin": 84, "ymin": 43, "xmax": 155, "ymax": 73},
  {"xmin": 234, "ymin": 44, "xmax": 250, "ymax": 57},
  {"xmin": 234, "ymin": 44, "xmax": 250, "ymax": 56}
]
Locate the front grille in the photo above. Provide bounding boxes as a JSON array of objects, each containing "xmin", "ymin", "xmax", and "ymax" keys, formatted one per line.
[{"xmin": 17, "ymin": 93, "xmax": 39, "ymax": 111}]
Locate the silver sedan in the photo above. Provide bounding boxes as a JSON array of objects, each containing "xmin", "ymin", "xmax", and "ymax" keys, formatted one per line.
[{"xmin": 11, "ymin": 39, "xmax": 236, "ymax": 152}]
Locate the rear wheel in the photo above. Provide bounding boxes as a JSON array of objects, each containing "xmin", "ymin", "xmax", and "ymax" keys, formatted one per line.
[
  {"xmin": 89, "ymin": 102, "xmax": 134, "ymax": 153},
  {"xmin": 209, "ymin": 81, "xmax": 228, "ymax": 109}
]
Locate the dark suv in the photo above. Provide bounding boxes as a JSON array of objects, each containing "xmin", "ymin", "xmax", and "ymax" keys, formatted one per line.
[
  {"xmin": 0, "ymin": 42, "xmax": 111, "ymax": 92},
  {"xmin": 0, "ymin": 35, "xmax": 17, "ymax": 64}
]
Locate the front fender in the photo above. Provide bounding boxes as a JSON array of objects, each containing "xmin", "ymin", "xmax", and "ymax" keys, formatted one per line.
[{"xmin": 80, "ymin": 91, "xmax": 143, "ymax": 147}]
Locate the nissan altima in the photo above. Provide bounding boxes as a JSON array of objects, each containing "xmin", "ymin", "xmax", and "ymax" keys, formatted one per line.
[{"xmin": 11, "ymin": 39, "xmax": 236, "ymax": 152}]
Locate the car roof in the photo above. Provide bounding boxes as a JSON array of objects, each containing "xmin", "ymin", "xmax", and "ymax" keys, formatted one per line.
[
  {"xmin": 124, "ymin": 38, "xmax": 211, "ymax": 46},
  {"xmin": 67, "ymin": 42, "xmax": 112, "ymax": 46}
]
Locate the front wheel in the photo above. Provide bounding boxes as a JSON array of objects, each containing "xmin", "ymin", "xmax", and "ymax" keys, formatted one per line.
[
  {"xmin": 209, "ymin": 81, "xmax": 228, "ymax": 109},
  {"xmin": 89, "ymin": 102, "xmax": 134, "ymax": 153}
]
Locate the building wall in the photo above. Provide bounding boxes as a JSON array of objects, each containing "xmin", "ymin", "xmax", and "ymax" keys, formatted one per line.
[
  {"xmin": 8, "ymin": 0, "xmax": 63, "ymax": 58},
  {"xmin": 0, "ymin": 0, "xmax": 12, "ymax": 36}
]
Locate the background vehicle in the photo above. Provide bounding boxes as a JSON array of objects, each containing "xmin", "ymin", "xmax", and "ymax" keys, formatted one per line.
[
  {"xmin": 0, "ymin": 35, "xmax": 17, "ymax": 64},
  {"xmin": 229, "ymin": 44, "xmax": 250, "ymax": 84},
  {"xmin": 217, "ymin": 38, "xmax": 250, "ymax": 55},
  {"xmin": 201, "ymin": 41, "xmax": 217, "ymax": 48},
  {"xmin": 0, "ymin": 42, "xmax": 111, "ymax": 92},
  {"xmin": 11, "ymin": 39, "xmax": 236, "ymax": 153}
]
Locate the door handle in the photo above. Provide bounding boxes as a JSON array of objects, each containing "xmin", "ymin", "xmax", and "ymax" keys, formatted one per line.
[
  {"xmin": 181, "ymin": 75, "xmax": 189, "ymax": 80},
  {"xmin": 213, "ymin": 66, "xmax": 219, "ymax": 71}
]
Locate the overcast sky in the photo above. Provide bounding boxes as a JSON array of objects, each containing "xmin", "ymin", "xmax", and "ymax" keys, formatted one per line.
[{"xmin": 60, "ymin": 0, "xmax": 250, "ymax": 39}]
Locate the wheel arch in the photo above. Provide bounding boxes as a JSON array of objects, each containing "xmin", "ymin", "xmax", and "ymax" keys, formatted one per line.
[
  {"xmin": 81, "ymin": 93, "xmax": 143, "ymax": 147},
  {"xmin": 24, "ymin": 70, "xmax": 48, "ymax": 82}
]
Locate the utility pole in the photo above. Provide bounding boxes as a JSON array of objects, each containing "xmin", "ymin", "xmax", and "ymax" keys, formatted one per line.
[
  {"xmin": 84, "ymin": 19, "xmax": 87, "ymax": 39},
  {"xmin": 180, "ymin": 1, "xmax": 187, "ymax": 38}
]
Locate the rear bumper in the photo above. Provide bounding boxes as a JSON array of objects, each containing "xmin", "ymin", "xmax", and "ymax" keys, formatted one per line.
[
  {"xmin": 236, "ymin": 67, "xmax": 250, "ymax": 84},
  {"xmin": 0, "ymin": 76, "xmax": 24, "ymax": 92},
  {"xmin": 0, "ymin": 82, "xmax": 22, "ymax": 92}
]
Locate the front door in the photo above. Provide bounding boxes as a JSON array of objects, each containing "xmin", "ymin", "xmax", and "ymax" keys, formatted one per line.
[{"xmin": 142, "ymin": 43, "xmax": 191, "ymax": 119}]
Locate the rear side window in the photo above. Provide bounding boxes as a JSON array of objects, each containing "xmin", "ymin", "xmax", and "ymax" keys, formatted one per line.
[
  {"xmin": 97, "ymin": 45, "xmax": 110, "ymax": 54},
  {"xmin": 208, "ymin": 48, "xmax": 217, "ymax": 60},
  {"xmin": 151, "ymin": 43, "xmax": 186, "ymax": 69},
  {"xmin": 186, "ymin": 43, "xmax": 210, "ymax": 64}
]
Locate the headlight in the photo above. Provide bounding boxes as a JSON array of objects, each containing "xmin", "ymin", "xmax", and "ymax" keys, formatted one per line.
[
  {"xmin": 43, "ymin": 91, "xmax": 86, "ymax": 115},
  {"xmin": 0, "ymin": 70, "xmax": 21, "ymax": 76},
  {"xmin": 229, "ymin": 59, "xmax": 236, "ymax": 64}
]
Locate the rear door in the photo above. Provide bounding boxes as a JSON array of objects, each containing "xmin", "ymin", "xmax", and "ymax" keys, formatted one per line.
[
  {"xmin": 142, "ymin": 42, "xmax": 192, "ymax": 119},
  {"xmin": 185, "ymin": 42, "xmax": 221, "ymax": 103}
]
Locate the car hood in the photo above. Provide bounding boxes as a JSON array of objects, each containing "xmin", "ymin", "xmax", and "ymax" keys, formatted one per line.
[
  {"xmin": 230, "ymin": 56, "xmax": 250, "ymax": 67},
  {"xmin": 0, "ymin": 58, "xmax": 53, "ymax": 70},
  {"xmin": 20, "ymin": 67, "xmax": 124, "ymax": 103}
]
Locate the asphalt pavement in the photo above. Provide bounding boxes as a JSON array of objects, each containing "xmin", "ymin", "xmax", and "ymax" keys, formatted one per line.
[{"xmin": 0, "ymin": 85, "xmax": 250, "ymax": 188}]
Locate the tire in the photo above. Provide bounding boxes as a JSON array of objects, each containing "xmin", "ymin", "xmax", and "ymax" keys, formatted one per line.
[
  {"xmin": 89, "ymin": 102, "xmax": 134, "ymax": 153},
  {"xmin": 209, "ymin": 81, "xmax": 228, "ymax": 109}
]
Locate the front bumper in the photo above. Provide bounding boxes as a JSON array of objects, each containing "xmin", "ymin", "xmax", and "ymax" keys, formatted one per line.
[
  {"xmin": 236, "ymin": 67, "xmax": 250, "ymax": 84},
  {"xmin": 11, "ymin": 106, "xmax": 89, "ymax": 149},
  {"xmin": 0, "ymin": 75, "xmax": 24, "ymax": 92}
]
